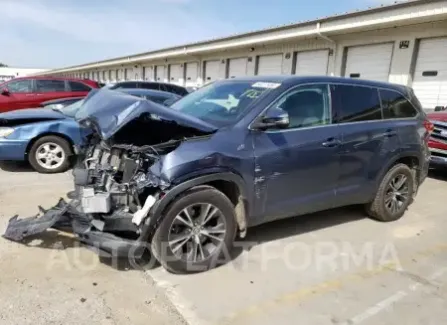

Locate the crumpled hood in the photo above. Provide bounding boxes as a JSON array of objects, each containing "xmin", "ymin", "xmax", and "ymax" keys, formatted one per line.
[
  {"xmin": 0, "ymin": 108, "xmax": 66, "ymax": 122},
  {"xmin": 75, "ymin": 88, "xmax": 217, "ymax": 140}
]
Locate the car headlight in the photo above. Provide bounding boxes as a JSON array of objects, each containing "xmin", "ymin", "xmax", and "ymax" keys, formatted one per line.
[{"xmin": 0, "ymin": 127, "xmax": 15, "ymax": 138}]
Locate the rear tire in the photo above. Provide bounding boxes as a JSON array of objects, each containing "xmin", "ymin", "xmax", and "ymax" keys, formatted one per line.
[
  {"xmin": 28, "ymin": 135, "xmax": 72, "ymax": 174},
  {"xmin": 151, "ymin": 186, "xmax": 237, "ymax": 274},
  {"xmin": 365, "ymin": 163, "xmax": 414, "ymax": 222}
]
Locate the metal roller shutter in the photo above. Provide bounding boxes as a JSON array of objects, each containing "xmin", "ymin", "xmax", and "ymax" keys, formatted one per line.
[
  {"xmin": 169, "ymin": 64, "xmax": 184, "ymax": 85},
  {"xmin": 257, "ymin": 54, "xmax": 283, "ymax": 75},
  {"xmin": 294, "ymin": 50, "xmax": 329, "ymax": 76},
  {"xmin": 124, "ymin": 67, "xmax": 134, "ymax": 80},
  {"xmin": 185, "ymin": 62, "xmax": 198, "ymax": 86},
  {"xmin": 412, "ymin": 38, "xmax": 447, "ymax": 110},
  {"xmin": 204, "ymin": 60, "xmax": 220, "ymax": 83},
  {"xmin": 345, "ymin": 43, "xmax": 394, "ymax": 82},
  {"xmin": 117, "ymin": 69, "xmax": 123, "ymax": 81},
  {"xmin": 228, "ymin": 58, "xmax": 248, "ymax": 78},
  {"xmin": 155, "ymin": 65, "xmax": 166, "ymax": 82},
  {"xmin": 143, "ymin": 66, "xmax": 154, "ymax": 81}
]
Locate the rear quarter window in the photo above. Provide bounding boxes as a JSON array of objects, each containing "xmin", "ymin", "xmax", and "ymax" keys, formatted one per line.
[
  {"xmin": 379, "ymin": 89, "xmax": 418, "ymax": 119},
  {"xmin": 69, "ymin": 81, "xmax": 91, "ymax": 92}
]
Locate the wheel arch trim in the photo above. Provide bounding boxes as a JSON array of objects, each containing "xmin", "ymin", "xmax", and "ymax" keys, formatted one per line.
[{"xmin": 140, "ymin": 172, "xmax": 248, "ymax": 241}]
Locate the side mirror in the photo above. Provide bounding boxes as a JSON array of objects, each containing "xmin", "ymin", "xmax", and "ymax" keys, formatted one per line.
[
  {"xmin": 253, "ymin": 108, "xmax": 290, "ymax": 130},
  {"xmin": 1, "ymin": 88, "xmax": 10, "ymax": 96}
]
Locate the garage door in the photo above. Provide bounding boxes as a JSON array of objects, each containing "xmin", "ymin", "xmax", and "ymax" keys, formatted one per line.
[
  {"xmin": 155, "ymin": 65, "xmax": 166, "ymax": 82},
  {"xmin": 412, "ymin": 38, "xmax": 447, "ymax": 110},
  {"xmin": 345, "ymin": 43, "xmax": 394, "ymax": 82},
  {"xmin": 143, "ymin": 66, "xmax": 154, "ymax": 81},
  {"xmin": 257, "ymin": 54, "xmax": 283, "ymax": 75},
  {"xmin": 124, "ymin": 67, "xmax": 134, "ymax": 80},
  {"xmin": 185, "ymin": 62, "xmax": 198, "ymax": 86},
  {"xmin": 169, "ymin": 64, "xmax": 184, "ymax": 85},
  {"xmin": 117, "ymin": 69, "xmax": 124, "ymax": 81},
  {"xmin": 228, "ymin": 58, "xmax": 248, "ymax": 78},
  {"xmin": 294, "ymin": 50, "xmax": 329, "ymax": 76},
  {"xmin": 204, "ymin": 60, "xmax": 220, "ymax": 83}
]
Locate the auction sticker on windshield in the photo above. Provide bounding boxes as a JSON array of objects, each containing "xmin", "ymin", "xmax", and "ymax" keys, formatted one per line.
[{"xmin": 251, "ymin": 82, "xmax": 281, "ymax": 89}]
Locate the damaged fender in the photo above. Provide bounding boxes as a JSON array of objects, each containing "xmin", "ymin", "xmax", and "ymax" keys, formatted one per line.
[{"xmin": 140, "ymin": 172, "xmax": 249, "ymax": 240}]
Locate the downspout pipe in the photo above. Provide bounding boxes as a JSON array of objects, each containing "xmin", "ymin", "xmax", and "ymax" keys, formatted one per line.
[{"xmin": 316, "ymin": 22, "xmax": 336, "ymax": 76}]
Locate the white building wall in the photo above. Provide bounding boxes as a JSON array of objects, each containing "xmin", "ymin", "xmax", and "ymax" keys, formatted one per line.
[
  {"xmin": 56, "ymin": 19, "xmax": 447, "ymax": 91},
  {"xmin": 333, "ymin": 20, "xmax": 447, "ymax": 85},
  {"xmin": 0, "ymin": 67, "xmax": 48, "ymax": 82}
]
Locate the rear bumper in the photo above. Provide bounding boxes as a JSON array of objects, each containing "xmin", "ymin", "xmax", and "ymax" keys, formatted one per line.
[{"xmin": 0, "ymin": 139, "xmax": 29, "ymax": 161}]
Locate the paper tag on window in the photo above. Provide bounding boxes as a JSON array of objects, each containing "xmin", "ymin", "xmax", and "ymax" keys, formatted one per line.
[{"xmin": 252, "ymin": 82, "xmax": 281, "ymax": 89}]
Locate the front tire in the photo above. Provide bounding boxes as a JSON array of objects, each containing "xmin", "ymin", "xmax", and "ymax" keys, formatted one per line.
[
  {"xmin": 28, "ymin": 136, "xmax": 72, "ymax": 174},
  {"xmin": 365, "ymin": 163, "xmax": 414, "ymax": 222},
  {"xmin": 151, "ymin": 186, "xmax": 237, "ymax": 274}
]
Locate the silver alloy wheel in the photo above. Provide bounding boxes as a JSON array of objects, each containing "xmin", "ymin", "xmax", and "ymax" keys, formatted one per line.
[
  {"xmin": 35, "ymin": 142, "xmax": 66, "ymax": 170},
  {"xmin": 168, "ymin": 203, "xmax": 227, "ymax": 263},
  {"xmin": 385, "ymin": 174, "xmax": 410, "ymax": 214}
]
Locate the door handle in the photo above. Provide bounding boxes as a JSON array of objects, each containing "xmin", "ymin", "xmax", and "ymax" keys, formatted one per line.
[
  {"xmin": 322, "ymin": 138, "xmax": 341, "ymax": 147},
  {"xmin": 384, "ymin": 129, "xmax": 397, "ymax": 137}
]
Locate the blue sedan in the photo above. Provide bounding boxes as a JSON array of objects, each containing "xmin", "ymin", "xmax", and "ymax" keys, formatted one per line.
[{"xmin": 0, "ymin": 88, "xmax": 181, "ymax": 173}]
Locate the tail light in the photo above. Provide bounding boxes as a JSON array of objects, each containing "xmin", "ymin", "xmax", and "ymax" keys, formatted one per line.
[{"xmin": 423, "ymin": 119, "xmax": 434, "ymax": 137}]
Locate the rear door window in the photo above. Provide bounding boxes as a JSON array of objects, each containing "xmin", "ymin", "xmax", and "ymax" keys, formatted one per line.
[
  {"xmin": 36, "ymin": 79, "xmax": 66, "ymax": 92},
  {"xmin": 68, "ymin": 81, "xmax": 91, "ymax": 92},
  {"xmin": 330, "ymin": 84, "xmax": 382, "ymax": 123},
  {"xmin": 379, "ymin": 89, "xmax": 418, "ymax": 119}
]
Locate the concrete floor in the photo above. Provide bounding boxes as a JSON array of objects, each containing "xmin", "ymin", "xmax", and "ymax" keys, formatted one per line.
[
  {"xmin": 1, "ymin": 161, "xmax": 447, "ymax": 325},
  {"xmin": 0, "ymin": 162, "xmax": 186, "ymax": 325}
]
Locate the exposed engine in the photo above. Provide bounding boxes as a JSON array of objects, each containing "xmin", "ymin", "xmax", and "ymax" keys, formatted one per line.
[{"xmin": 71, "ymin": 139, "xmax": 180, "ymax": 238}]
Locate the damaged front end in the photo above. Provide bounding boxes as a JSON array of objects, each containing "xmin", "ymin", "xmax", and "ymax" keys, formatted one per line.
[{"xmin": 3, "ymin": 89, "xmax": 217, "ymax": 258}]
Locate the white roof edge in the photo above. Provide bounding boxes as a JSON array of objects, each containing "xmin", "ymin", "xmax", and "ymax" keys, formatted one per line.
[{"xmin": 38, "ymin": 0, "xmax": 446, "ymax": 75}]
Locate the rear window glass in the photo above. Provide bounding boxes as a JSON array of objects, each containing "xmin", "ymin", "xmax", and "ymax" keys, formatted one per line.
[
  {"xmin": 113, "ymin": 82, "xmax": 138, "ymax": 89},
  {"xmin": 139, "ymin": 83, "xmax": 160, "ymax": 91},
  {"xmin": 380, "ymin": 89, "xmax": 418, "ymax": 119}
]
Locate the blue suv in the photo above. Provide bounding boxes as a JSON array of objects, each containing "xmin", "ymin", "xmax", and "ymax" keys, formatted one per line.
[{"xmin": 4, "ymin": 77, "xmax": 431, "ymax": 274}]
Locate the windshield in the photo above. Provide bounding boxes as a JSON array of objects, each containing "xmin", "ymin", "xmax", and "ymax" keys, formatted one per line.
[
  {"xmin": 170, "ymin": 81, "xmax": 276, "ymax": 127},
  {"xmin": 57, "ymin": 99, "xmax": 84, "ymax": 117}
]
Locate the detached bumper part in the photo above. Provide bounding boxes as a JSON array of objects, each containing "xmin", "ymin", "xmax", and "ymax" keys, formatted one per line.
[
  {"xmin": 2, "ymin": 199, "xmax": 146, "ymax": 259},
  {"xmin": 3, "ymin": 199, "xmax": 89, "ymax": 241}
]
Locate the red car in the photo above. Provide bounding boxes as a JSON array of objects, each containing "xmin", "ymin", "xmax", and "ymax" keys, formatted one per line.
[
  {"xmin": 0, "ymin": 76, "xmax": 100, "ymax": 112},
  {"xmin": 427, "ymin": 107, "xmax": 447, "ymax": 167}
]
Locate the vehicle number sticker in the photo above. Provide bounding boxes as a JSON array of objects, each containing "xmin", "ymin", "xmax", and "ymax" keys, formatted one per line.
[{"xmin": 252, "ymin": 82, "xmax": 281, "ymax": 89}]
